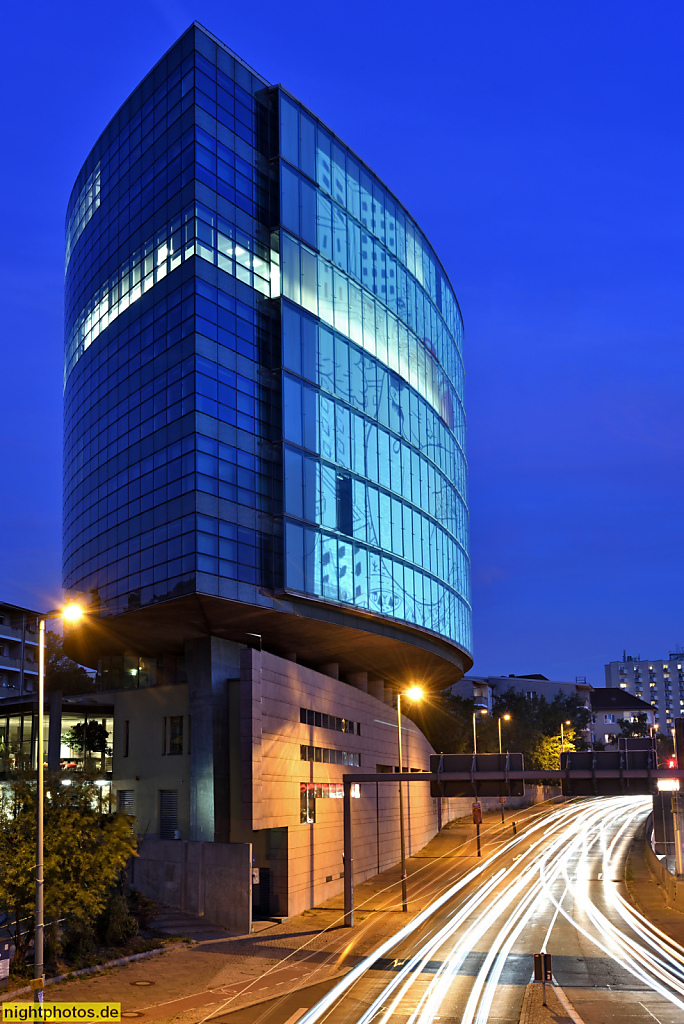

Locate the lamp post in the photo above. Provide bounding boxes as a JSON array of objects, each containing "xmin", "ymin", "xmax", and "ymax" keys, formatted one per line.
[
  {"xmin": 34, "ymin": 602, "xmax": 84, "ymax": 1001},
  {"xmin": 559, "ymin": 719, "xmax": 571, "ymax": 767},
  {"xmin": 498, "ymin": 714, "xmax": 511, "ymax": 755},
  {"xmin": 473, "ymin": 706, "xmax": 488, "ymax": 754},
  {"xmin": 397, "ymin": 685, "xmax": 423, "ymax": 913}
]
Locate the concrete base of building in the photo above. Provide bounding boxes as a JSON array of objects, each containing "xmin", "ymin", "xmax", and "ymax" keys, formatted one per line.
[{"xmin": 130, "ymin": 837, "xmax": 252, "ymax": 934}]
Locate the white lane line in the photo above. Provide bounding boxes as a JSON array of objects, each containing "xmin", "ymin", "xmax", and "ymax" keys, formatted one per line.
[
  {"xmin": 553, "ymin": 984, "xmax": 586, "ymax": 1024},
  {"xmin": 639, "ymin": 1002, "xmax": 664, "ymax": 1024}
]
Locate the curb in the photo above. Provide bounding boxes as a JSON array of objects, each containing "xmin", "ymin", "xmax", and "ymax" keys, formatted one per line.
[{"xmin": 1, "ymin": 947, "xmax": 170, "ymax": 1002}]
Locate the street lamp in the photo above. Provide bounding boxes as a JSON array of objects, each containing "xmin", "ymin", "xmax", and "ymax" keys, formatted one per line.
[
  {"xmin": 35, "ymin": 601, "xmax": 84, "ymax": 1000},
  {"xmin": 473, "ymin": 706, "xmax": 488, "ymax": 755},
  {"xmin": 498, "ymin": 713, "xmax": 511, "ymax": 755},
  {"xmin": 559, "ymin": 720, "xmax": 571, "ymax": 768},
  {"xmin": 397, "ymin": 685, "xmax": 424, "ymax": 913}
]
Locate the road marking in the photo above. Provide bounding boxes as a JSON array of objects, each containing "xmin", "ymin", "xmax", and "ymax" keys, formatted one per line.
[
  {"xmin": 282, "ymin": 1010, "xmax": 309, "ymax": 1024},
  {"xmin": 553, "ymin": 984, "xmax": 586, "ymax": 1024},
  {"xmin": 639, "ymin": 1003, "xmax": 664, "ymax": 1024}
]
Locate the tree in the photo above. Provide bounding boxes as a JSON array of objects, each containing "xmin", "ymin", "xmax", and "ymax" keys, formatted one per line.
[
  {"xmin": 65, "ymin": 721, "xmax": 112, "ymax": 761},
  {"xmin": 618, "ymin": 713, "xmax": 650, "ymax": 738},
  {"xmin": 528, "ymin": 728, "xmax": 578, "ymax": 771},
  {"xmin": 0, "ymin": 774, "xmax": 137, "ymax": 967},
  {"xmin": 45, "ymin": 631, "xmax": 93, "ymax": 695},
  {"xmin": 402, "ymin": 692, "xmax": 478, "ymax": 754}
]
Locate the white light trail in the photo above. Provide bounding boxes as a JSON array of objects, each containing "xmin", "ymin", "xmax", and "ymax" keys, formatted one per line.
[{"xmin": 304, "ymin": 796, "xmax": 684, "ymax": 1024}]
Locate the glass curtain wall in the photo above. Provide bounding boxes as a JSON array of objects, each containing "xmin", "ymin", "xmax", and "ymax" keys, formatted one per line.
[{"xmin": 278, "ymin": 91, "xmax": 471, "ymax": 652}]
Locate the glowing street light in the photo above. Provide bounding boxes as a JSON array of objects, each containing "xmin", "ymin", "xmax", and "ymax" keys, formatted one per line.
[
  {"xmin": 473, "ymin": 706, "xmax": 487, "ymax": 755},
  {"xmin": 35, "ymin": 601, "xmax": 84, "ymax": 1001},
  {"xmin": 498, "ymin": 713, "xmax": 512, "ymax": 755},
  {"xmin": 397, "ymin": 685, "xmax": 424, "ymax": 913}
]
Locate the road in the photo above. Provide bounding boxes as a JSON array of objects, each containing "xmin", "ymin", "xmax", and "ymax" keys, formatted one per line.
[{"xmin": 210, "ymin": 796, "xmax": 684, "ymax": 1024}]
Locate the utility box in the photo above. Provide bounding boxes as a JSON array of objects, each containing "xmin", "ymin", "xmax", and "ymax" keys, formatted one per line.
[{"xmin": 430, "ymin": 753, "xmax": 525, "ymax": 797}]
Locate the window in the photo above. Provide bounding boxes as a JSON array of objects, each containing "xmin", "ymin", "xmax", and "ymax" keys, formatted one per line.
[
  {"xmin": 604, "ymin": 734, "xmax": 612, "ymax": 743},
  {"xmin": 604, "ymin": 714, "xmax": 616, "ymax": 724},
  {"xmin": 159, "ymin": 790, "xmax": 178, "ymax": 839},
  {"xmin": 526, "ymin": 691, "xmax": 537, "ymax": 700},
  {"xmin": 300, "ymin": 781, "xmax": 359, "ymax": 819},
  {"xmin": 123, "ymin": 720, "xmax": 130, "ymax": 757},
  {"xmin": 300, "ymin": 707, "xmax": 360, "ymax": 735},
  {"xmin": 117, "ymin": 790, "xmax": 134, "ymax": 814},
  {"xmin": 169, "ymin": 716, "xmax": 183, "ymax": 755},
  {"xmin": 300, "ymin": 744, "xmax": 360, "ymax": 767},
  {"xmin": 162, "ymin": 716, "xmax": 184, "ymax": 754},
  {"xmin": 300, "ymin": 782, "xmax": 315, "ymax": 823}
]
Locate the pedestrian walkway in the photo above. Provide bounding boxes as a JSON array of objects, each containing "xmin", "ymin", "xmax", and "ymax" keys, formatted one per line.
[
  {"xmin": 9, "ymin": 809, "xmax": 500, "ymax": 1023},
  {"xmin": 625, "ymin": 823, "xmax": 684, "ymax": 944}
]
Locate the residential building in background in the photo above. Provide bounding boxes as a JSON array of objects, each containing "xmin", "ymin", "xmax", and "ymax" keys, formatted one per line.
[
  {"xmin": 589, "ymin": 688, "xmax": 654, "ymax": 747},
  {"xmin": 605, "ymin": 652, "xmax": 684, "ymax": 731},
  {"xmin": 451, "ymin": 673, "xmax": 593, "ymax": 714},
  {"xmin": 0, "ymin": 601, "xmax": 39, "ymax": 695},
  {"xmin": 62, "ymin": 24, "xmax": 471, "ymax": 926}
]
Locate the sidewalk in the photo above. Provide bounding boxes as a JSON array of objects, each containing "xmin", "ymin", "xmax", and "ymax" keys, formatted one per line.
[
  {"xmin": 624, "ymin": 823, "xmax": 684, "ymax": 944},
  {"xmin": 5, "ymin": 810, "xmax": 503, "ymax": 1023}
]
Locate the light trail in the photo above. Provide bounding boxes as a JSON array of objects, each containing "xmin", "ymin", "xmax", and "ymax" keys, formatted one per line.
[{"xmin": 299, "ymin": 796, "xmax": 684, "ymax": 1024}]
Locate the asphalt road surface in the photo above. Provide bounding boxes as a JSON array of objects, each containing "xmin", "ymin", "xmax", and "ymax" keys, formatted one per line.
[{"xmin": 213, "ymin": 796, "xmax": 684, "ymax": 1024}]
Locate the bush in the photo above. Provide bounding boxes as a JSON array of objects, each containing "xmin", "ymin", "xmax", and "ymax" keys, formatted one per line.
[
  {"xmin": 96, "ymin": 892, "xmax": 138, "ymax": 947},
  {"xmin": 62, "ymin": 916, "xmax": 97, "ymax": 965},
  {"xmin": 127, "ymin": 889, "xmax": 158, "ymax": 931}
]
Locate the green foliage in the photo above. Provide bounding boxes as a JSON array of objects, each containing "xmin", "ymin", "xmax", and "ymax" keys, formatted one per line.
[
  {"xmin": 127, "ymin": 889, "xmax": 158, "ymax": 931},
  {"xmin": 46, "ymin": 631, "xmax": 93, "ymax": 695},
  {"xmin": 527, "ymin": 730, "xmax": 577, "ymax": 771},
  {"xmin": 618, "ymin": 713, "xmax": 650, "ymax": 738},
  {"xmin": 96, "ymin": 890, "xmax": 138, "ymax": 947},
  {"xmin": 403, "ymin": 684, "xmax": 588, "ymax": 768},
  {"xmin": 0, "ymin": 774, "xmax": 137, "ymax": 967},
  {"xmin": 402, "ymin": 692, "xmax": 477, "ymax": 753},
  {"xmin": 66, "ymin": 720, "xmax": 112, "ymax": 756}
]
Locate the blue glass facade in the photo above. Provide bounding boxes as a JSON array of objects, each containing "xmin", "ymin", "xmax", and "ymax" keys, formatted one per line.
[{"xmin": 63, "ymin": 24, "xmax": 471, "ymax": 677}]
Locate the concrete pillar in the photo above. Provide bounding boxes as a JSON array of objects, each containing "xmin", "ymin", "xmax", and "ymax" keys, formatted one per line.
[
  {"xmin": 367, "ymin": 678, "xmax": 384, "ymax": 702},
  {"xmin": 320, "ymin": 662, "xmax": 339, "ymax": 680},
  {"xmin": 47, "ymin": 690, "xmax": 62, "ymax": 771},
  {"xmin": 347, "ymin": 672, "xmax": 368, "ymax": 693},
  {"xmin": 185, "ymin": 636, "xmax": 241, "ymax": 843},
  {"xmin": 384, "ymin": 683, "xmax": 395, "ymax": 707}
]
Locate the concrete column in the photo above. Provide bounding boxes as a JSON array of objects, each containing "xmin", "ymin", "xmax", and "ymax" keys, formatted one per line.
[
  {"xmin": 347, "ymin": 672, "xmax": 368, "ymax": 693},
  {"xmin": 185, "ymin": 636, "xmax": 241, "ymax": 843},
  {"xmin": 47, "ymin": 690, "xmax": 62, "ymax": 771},
  {"xmin": 384, "ymin": 683, "xmax": 395, "ymax": 707},
  {"xmin": 320, "ymin": 662, "xmax": 339, "ymax": 679},
  {"xmin": 367, "ymin": 678, "xmax": 384, "ymax": 702}
]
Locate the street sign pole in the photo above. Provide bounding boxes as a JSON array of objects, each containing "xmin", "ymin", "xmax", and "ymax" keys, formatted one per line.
[
  {"xmin": 472, "ymin": 801, "xmax": 482, "ymax": 857},
  {"xmin": 533, "ymin": 953, "xmax": 553, "ymax": 1006}
]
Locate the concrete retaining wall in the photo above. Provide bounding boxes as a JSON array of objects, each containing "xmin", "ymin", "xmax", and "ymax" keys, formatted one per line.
[
  {"xmin": 643, "ymin": 813, "xmax": 684, "ymax": 905},
  {"xmin": 131, "ymin": 837, "xmax": 252, "ymax": 933}
]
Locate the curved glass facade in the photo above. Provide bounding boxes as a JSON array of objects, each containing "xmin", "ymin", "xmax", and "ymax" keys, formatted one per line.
[
  {"xmin": 277, "ymin": 94, "xmax": 470, "ymax": 650},
  {"xmin": 63, "ymin": 23, "xmax": 471, "ymax": 665}
]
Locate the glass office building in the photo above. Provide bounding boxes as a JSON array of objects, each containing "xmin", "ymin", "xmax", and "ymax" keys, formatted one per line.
[{"xmin": 63, "ymin": 23, "xmax": 472, "ymax": 685}]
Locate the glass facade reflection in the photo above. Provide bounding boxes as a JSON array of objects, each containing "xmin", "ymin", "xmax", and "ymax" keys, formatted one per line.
[{"xmin": 63, "ymin": 23, "xmax": 471, "ymax": 666}]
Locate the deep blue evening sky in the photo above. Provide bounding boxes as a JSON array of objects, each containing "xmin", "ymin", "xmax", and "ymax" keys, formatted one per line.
[{"xmin": 2, "ymin": 1, "xmax": 683, "ymax": 683}]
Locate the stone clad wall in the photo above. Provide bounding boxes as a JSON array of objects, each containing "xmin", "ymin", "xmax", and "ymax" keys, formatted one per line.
[{"xmin": 239, "ymin": 648, "xmax": 465, "ymax": 917}]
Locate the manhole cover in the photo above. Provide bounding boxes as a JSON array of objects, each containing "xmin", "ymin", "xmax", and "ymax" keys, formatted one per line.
[{"xmin": 131, "ymin": 981, "xmax": 155, "ymax": 987}]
